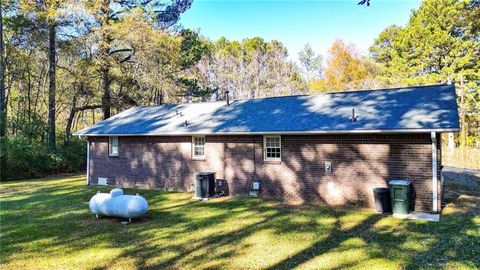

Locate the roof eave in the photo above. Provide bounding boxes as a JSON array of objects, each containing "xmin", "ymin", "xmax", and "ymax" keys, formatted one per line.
[{"xmin": 74, "ymin": 128, "xmax": 460, "ymax": 137}]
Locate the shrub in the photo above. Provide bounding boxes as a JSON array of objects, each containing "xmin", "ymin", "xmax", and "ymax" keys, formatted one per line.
[
  {"xmin": 56, "ymin": 138, "xmax": 87, "ymax": 173},
  {"xmin": 0, "ymin": 136, "xmax": 86, "ymax": 181}
]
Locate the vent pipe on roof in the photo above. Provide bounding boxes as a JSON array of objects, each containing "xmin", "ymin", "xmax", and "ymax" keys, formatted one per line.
[
  {"xmin": 225, "ymin": 91, "xmax": 230, "ymax": 106},
  {"xmin": 351, "ymin": 108, "xmax": 359, "ymax": 122}
]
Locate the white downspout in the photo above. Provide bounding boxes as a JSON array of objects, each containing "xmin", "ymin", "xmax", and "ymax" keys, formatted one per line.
[
  {"xmin": 86, "ymin": 140, "xmax": 90, "ymax": 186},
  {"xmin": 431, "ymin": 132, "xmax": 438, "ymax": 213}
]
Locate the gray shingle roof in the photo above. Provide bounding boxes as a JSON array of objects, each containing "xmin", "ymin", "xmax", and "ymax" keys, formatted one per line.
[{"xmin": 74, "ymin": 84, "xmax": 459, "ymax": 136}]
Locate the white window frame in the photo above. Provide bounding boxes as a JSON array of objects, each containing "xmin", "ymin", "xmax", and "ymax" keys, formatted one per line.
[
  {"xmin": 192, "ymin": 136, "xmax": 206, "ymax": 159},
  {"xmin": 264, "ymin": 135, "xmax": 281, "ymax": 161},
  {"xmin": 109, "ymin": 137, "xmax": 119, "ymax": 157}
]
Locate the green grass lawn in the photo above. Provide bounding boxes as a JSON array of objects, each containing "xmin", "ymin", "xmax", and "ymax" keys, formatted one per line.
[{"xmin": 1, "ymin": 175, "xmax": 479, "ymax": 270}]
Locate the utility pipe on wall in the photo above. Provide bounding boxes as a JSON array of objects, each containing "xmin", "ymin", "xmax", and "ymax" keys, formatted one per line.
[
  {"xmin": 86, "ymin": 140, "xmax": 90, "ymax": 186},
  {"xmin": 431, "ymin": 132, "xmax": 438, "ymax": 213}
]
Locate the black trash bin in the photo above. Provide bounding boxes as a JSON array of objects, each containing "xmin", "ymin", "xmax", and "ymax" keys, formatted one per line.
[{"xmin": 373, "ymin": 188, "xmax": 391, "ymax": 213}]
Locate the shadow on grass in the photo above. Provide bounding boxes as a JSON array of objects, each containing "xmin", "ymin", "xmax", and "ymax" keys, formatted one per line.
[{"xmin": 1, "ymin": 176, "xmax": 479, "ymax": 269}]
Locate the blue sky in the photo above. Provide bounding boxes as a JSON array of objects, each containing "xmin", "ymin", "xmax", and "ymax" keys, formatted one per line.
[{"xmin": 180, "ymin": 0, "xmax": 422, "ymax": 60}]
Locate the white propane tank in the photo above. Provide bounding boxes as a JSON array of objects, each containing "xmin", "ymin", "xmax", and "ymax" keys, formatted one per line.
[{"xmin": 89, "ymin": 188, "xmax": 148, "ymax": 219}]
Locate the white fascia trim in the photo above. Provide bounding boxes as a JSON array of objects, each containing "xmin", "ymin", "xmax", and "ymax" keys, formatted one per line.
[{"xmin": 75, "ymin": 128, "xmax": 459, "ymax": 137}]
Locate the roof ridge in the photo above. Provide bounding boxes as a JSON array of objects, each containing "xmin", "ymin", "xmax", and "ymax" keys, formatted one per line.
[
  {"xmin": 233, "ymin": 83, "xmax": 452, "ymax": 102},
  {"xmin": 135, "ymin": 100, "xmax": 227, "ymax": 109},
  {"xmin": 122, "ymin": 84, "xmax": 452, "ymax": 109}
]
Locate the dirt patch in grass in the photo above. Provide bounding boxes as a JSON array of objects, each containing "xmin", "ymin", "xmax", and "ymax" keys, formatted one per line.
[{"xmin": 443, "ymin": 195, "xmax": 480, "ymax": 216}]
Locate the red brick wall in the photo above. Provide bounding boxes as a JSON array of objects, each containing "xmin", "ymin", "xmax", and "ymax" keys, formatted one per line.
[{"xmin": 88, "ymin": 133, "xmax": 441, "ymax": 212}]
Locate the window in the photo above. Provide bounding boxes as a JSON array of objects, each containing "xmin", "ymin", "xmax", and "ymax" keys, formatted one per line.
[
  {"xmin": 192, "ymin": 136, "xmax": 205, "ymax": 159},
  {"xmin": 109, "ymin": 137, "xmax": 119, "ymax": 156},
  {"xmin": 264, "ymin": 136, "xmax": 281, "ymax": 161}
]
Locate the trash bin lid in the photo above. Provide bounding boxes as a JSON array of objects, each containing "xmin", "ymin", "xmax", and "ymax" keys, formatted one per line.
[
  {"xmin": 197, "ymin": 172, "xmax": 215, "ymax": 176},
  {"xmin": 389, "ymin": 179, "xmax": 411, "ymax": 186},
  {"xmin": 373, "ymin": 187, "xmax": 389, "ymax": 193}
]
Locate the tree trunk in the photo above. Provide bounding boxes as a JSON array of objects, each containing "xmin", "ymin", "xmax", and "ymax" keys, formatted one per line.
[
  {"xmin": 0, "ymin": 4, "xmax": 6, "ymax": 181},
  {"xmin": 66, "ymin": 103, "xmax": 103, "ymax": 139},
  {"xmin": 447, "ymin": 132, "xmax": 455, "ymax": 152},
  {"xmin": 27, "ymin": 66, "xmax": 32, "ymax": 124},
  {"xmin": 65, "ymin": 96, "xmax": 77, "ymax": 141},
  {"xmin": 101, "ymin": 66, "xmax": 111, "ymax": 119},
  {"xmin": 100, "ymin": 0, "xmax": 111, "ymax": 120},
  {"xmin": 0, "ymin": 4, "xmax": 6, "ymax": 137},
  {"xmin": 48, "ymin": 23, "xmax": 56, "ymax": 149}
]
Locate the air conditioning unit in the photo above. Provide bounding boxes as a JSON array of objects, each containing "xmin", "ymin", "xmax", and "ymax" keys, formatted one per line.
[{"xmin": 195, "ymin": 172, "xmax": 215, "ymax": 199}]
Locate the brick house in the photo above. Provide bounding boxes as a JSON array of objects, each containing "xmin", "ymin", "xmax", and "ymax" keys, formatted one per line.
[{"xmin": 75, "ymin": 84, "xmax": 459, "ymax": 213}]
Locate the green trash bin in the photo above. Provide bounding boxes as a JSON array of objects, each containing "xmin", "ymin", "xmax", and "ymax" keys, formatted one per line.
[{"xmin": 389, "ymin": 180, "xmax": 411, "ymax": 214}]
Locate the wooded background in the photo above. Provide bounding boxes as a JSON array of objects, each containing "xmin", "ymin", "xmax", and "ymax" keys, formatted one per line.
[{"xmin": 0, "ymin": 0, "xmax": 478, "ymax": 180}]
